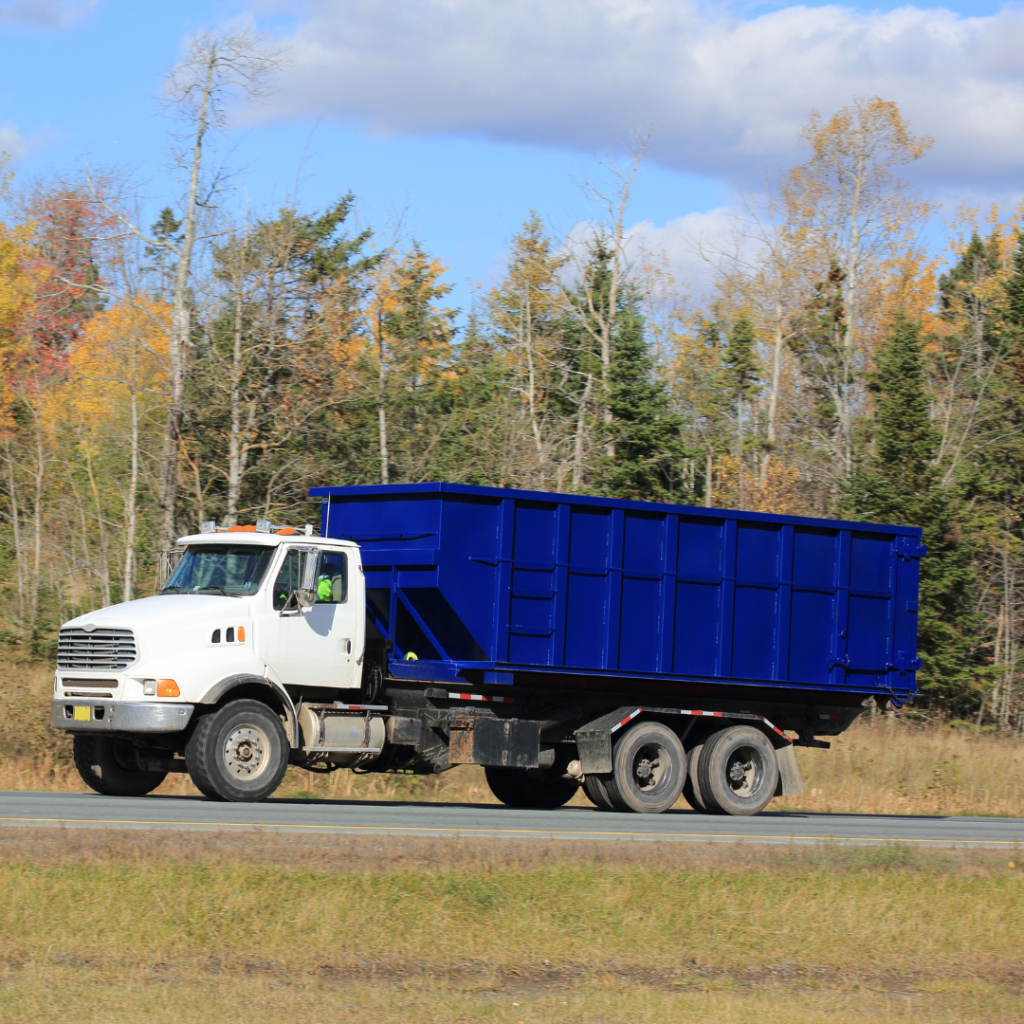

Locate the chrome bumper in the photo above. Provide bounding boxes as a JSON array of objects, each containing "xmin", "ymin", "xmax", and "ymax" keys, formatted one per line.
[{"xmin": 51, "ymin": 699, "xmax": 195, "ymax": 733}]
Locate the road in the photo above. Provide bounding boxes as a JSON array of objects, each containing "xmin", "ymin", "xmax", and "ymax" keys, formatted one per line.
[{"xmin": 0, "ymin": 790, "xmax": 1021, "ymax": 847}]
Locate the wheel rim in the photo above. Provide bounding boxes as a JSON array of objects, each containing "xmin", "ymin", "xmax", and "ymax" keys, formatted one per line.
[
  {"xmin": 223, "ymin": 725, "xmax": 270, "ymax": 781},
  {"xmin": 631, "ymin": 742, "xmax": 669, "ymax": 794},
  {"xmin": 725, "ymin": 744, "xmax": 765, "ymax": 799}
]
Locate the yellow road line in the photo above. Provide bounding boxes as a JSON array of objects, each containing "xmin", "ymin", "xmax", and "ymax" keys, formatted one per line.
[{"xmin": 0, "ymin": 815, "xmax": 1020, "ymax": 845}]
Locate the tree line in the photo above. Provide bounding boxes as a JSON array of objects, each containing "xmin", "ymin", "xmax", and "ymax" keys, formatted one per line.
[{"xmin": 0, "ymin": 32, "xmax": 1022, "ymax": 731}]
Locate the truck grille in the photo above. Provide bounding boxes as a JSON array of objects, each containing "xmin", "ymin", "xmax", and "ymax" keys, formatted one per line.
[{"xmin": 57, "ymin": 628, "xmax": 137, "ymax": 670}]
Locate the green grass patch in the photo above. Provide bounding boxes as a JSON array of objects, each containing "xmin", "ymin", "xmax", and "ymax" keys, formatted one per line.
[{"xmin": 0, "ymin": 836, "xmax": 1021, "ymax": 1023}]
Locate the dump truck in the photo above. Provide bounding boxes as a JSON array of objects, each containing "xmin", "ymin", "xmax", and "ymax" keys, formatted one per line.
[{"xmin": 51, "ymin": 483, "xmax": 923, "ymax": 815}]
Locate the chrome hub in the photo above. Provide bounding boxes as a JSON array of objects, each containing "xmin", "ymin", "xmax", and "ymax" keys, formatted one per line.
[{"xmin": 223, "ymin": 726, "xmax": 268, "ymax": 779}]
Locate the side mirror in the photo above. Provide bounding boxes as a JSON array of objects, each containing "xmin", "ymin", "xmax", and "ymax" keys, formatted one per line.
[
  {"xmin": 299, "ymin": 549, "xmax": 319, "ymax": 596},
  {"xmin": 280, "ymin": 548, "xmax": 320, "ymax": 615}
]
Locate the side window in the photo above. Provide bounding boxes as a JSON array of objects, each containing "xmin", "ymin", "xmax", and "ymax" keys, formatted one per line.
[
  {"xmin": 272, "ymin": 550, "xmax": 302, "ymax": 611},
  {"xmin": 316, "ymin": 551, "xmax": 348, "ymax": 604}
]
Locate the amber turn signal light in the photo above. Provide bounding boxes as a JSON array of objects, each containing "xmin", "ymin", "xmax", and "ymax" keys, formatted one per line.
[
  {"xmin": 157, "ymin": 679, "xmax": 180, "ymax": 697},
  {"xmin": 238, "ymin": 626, "xmax": 245, "ymax": 642}
]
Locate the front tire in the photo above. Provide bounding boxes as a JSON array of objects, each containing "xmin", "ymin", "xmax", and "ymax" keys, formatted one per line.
[
  {"xmin": 696, "ymin": 725, "xmax": 779, "ymax": 816},
  {"xmin": 604, "ymin": 722, "xmax": 686, "ymax": 814},
  {"xmin": 73, "ymin": 735, "xmax": 167, "ymax": 797},
  {"xmin": 485, "ymin": 765, "xmax": 579, "ymax": 809},
  {"xmin": 185, "ymin": 700, "xmax": 289, "ymax": 802}
]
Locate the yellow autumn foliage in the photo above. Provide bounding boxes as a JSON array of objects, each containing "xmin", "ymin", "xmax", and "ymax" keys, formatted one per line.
[
  {"xmin": 0, "ymin": 167, "xmax": 41, "ymax": 426},
  {"xmin": 712, "ymin": 453, "xmax": 807, "ymax": 517},
  {"xmin": 61, "ymin": 297, "xmax": 170, "ymax": 430}
]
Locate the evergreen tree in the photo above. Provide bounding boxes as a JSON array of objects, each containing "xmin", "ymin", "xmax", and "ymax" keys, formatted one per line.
[
  {"xmin": 594, "ymin": 290, "xmax": 683, "ymax": 501},
  {"xmin": 724, "ymin": 315, "xmax": 760, "ymax": 405},
  {"xmin": 789, "ymin": 260, "xmax": 847, "ymax": 441},
  {"xmin": 145, "ymin": 207, "xmax": 183, "ymax": 300},
  {"xmin": 724, "ymin": 315, "xmax": 761, "ymax": 501},
  {"xmin": 975, "ymin": 230, "xmax": 1024, "ymax": 499},
  {"xmin": 844, "ymin": 313, "xmax": 983, "ymax": 709},
  {"xmin": 1003, "ymin": 231, "xmax": 1024, "ymax": 330}
]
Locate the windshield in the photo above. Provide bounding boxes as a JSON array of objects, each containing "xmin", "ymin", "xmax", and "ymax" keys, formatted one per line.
[{"xmin": 162, "ymin": 544, "xmax": 275, "ymax": 597}]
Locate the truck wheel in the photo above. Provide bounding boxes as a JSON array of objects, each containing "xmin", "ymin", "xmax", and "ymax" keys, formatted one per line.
[
  {"xmin": 185, "ymin": 700, "xmax": 289, "ymax": 802},
  {"xmin": 681, "ymin": 742, "xmax": 707, "ymax": 811},
  {"xmin": 72, "ymin": 735, "xmax": 167, "ymax": 797},
  {"xmin": 485, "ymin": 766, "xmax": 579, "ymax": 809},
  {"xmin": 697, "ymin": 725, "xmax": 779, "ymax": 816},
  {"xmin": 582, "ymin": 773, "xmax": 615, "ymax": 811},
  {"xmin": 604, "ymin": 722, "xmax": 685, "ymax": 814}
]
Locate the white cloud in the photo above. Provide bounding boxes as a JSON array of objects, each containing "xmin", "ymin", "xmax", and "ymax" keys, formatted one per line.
[
  {"xmin": 0, "ymin": 0, "xmax": 96, "ymax": 28},
  {"xmin": 0, "ymin": 123, "xmax": 31, "ymax": 163},
  {"xmin": 253, "ymin": 0, "xmax": 1024, "ymax": 190},
  {"xmin": 557, "ymin": 208, "xmax": 743, "ymax": 299}
]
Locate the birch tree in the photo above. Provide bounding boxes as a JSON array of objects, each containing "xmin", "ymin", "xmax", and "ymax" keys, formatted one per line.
[
  {"xmin": 782, "ymin": 97, "xmax": 934, "ymax": 477},
  {"xmin": 153, "ymin": 30, "xmax": 285, "ymax": 547}
]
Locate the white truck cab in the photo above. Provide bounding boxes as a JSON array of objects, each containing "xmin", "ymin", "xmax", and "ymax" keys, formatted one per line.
[{"xmin": 51, "ymin": 524, "xmax": 376, "ymax": 801}]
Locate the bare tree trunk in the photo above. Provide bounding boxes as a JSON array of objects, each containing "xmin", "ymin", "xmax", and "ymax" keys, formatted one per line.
[
  {"xmin": 1003, "ymin": 549, "xmax": 1016, "ymax": 731},
  {"xmin": 31, "ymin": 415, "xmax": 44, "ymax": 633},
  {"xmin": 123, "ymin": 386, "xmax": 139, "ymax": 601},
  {"xmin": 705, "ymin": 448, "xmax": 713, "ymax": 508},
  {"xmin": 4, "ymin": 445, "xmax": 26, "ymax": 626},
  {"xmin": 571, "ymin": 373, "xmax": 593, "ymax": 492},
  {"xmin": 576, "ymin": 131, "xmax": 652, "ymax": 458},
  {"xmin": 161, "ymin": 53, "xmax": 215, "ymax": 548},
  {"xmin": 521, "ymin": 292, "xmax": 546, "ymax": 486},
  {"xmin": 158, "ymin": 31, "xmax": 282, "ymax": 546},
  {"xmin": 762, "ymin": 310, "xmax": 785, "ymax": 487},
  {"xmin": 736, "ymin": 399, "xmax": 745, "ymax": 509},
  {"xmin": 225, "ymin": 291, "xmax": 244, "ymax": 525},
  {"xmin": 377, "ymin": 313, "xmax": 389, "ymax": 485},
  {"xmin": 81, "ymin": 443, "xmax": 111, "ymax": 608}
]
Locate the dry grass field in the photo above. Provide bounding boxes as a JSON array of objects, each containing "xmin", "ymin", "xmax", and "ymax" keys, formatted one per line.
[
  {"xmin": 3, "ymin": 659, "xmax": 1024, "ymax": 1021},
  {"xmin": 6, "ymin": 657, "xmax": 1023, "ymax": 816},
  {"xmin": 0, "ymin": 831, "xmax": 1020, "ymax": 1023}
]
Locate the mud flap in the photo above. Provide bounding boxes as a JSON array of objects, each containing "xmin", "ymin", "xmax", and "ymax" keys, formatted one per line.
[
  {"xmin": 448, "ymin": 716, "xmax": 540, "ymax": 768},
  {"xmin": 774, "ymin": 743, "xmax": 804, "ymax": 797}
]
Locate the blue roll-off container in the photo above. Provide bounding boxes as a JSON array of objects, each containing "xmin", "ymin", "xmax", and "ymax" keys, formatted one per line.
[{"xmin": 313, "ymin": 483, "xmax": 924, "ymax": 705}]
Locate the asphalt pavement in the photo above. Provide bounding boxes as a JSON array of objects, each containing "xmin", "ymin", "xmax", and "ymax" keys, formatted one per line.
[{"xmin": 0, "ymin": 790, "xmax": 1021, "ymax": 847}]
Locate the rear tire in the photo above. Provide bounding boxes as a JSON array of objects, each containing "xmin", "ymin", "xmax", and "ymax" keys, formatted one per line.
[
  {"xmin": 681, "ymin": 742, "xmax": 707, "ymax": 811},
  {"xmin": 485, "ymin": 765, "xmax": 579, "ymax": 809},
  {"xmin": 185, "ymin": 700, "xmax": 289, "ymax": 802},
  {"xmin": 73, "ymin": 735, "xmax": 167, "ymax": 797},
  {"xmin": 697, "ymin": 725, "xmax": 779, "ymax": 816},
  {"xmin": 582, "ymin": 773, "xmax": 616, "ymax": 811},
  {"xmin": 604, "ymin": 722, "xmax": 686, "ymax": 814}
]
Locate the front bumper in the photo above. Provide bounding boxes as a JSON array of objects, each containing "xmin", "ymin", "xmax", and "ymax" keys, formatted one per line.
[{"xmin": 51, "ymin": 699, "xmax": 195, "ymax": 733}]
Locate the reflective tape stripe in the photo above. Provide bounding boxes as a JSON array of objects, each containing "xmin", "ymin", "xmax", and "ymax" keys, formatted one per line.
[
  {"xmin": 629, "ymin": 706, "xmax": 793, "ymax": 744},
  {"xmin": 610, "ymin": 708, "xmax": 643, "ymax": 733},
  {"xmin": 447, "ymin": 693, "xmax": 514, "ymax": 704}
]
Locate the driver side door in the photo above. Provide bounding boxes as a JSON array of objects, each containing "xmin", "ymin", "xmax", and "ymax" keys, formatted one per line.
[{"xmin": 265, "ymin": 547, "xmax": 356, "ymax": 690}]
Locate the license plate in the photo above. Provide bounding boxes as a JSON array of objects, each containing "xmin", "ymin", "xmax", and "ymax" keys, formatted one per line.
[{"xmin": 73, "ymin": 706, "xmax": 91, "ymax": 722}]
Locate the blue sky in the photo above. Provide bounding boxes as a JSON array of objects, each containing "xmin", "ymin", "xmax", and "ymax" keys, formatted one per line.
[{"xmin": 2, "ymin": 0, "xmax": 1022, "ymax": 309}]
